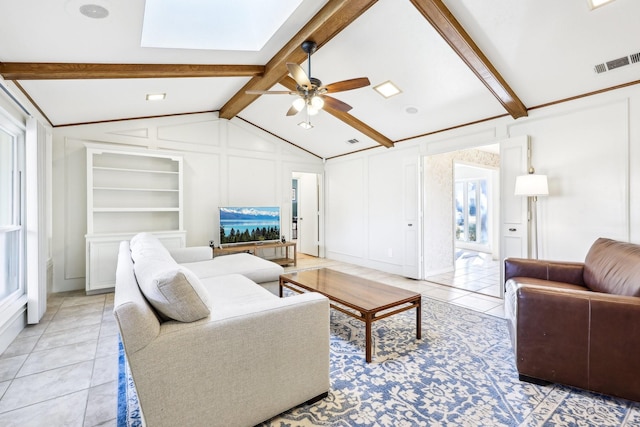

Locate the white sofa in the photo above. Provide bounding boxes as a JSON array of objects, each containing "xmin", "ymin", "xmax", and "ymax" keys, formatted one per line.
[
  {"xmin": 113, "ymin": 233, "xmax": 330, "ymax": 427},
  {"xmin": 168, "ymin": 244, "xmax": 285, "ymax": 285}
]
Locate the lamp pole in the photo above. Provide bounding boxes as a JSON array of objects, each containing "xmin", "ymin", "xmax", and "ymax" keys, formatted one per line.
[{"xmin": 514, "ymin": 167, "xmax": 548, "ymax": 259}]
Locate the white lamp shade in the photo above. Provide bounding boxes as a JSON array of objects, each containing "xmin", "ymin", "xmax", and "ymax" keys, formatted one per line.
[{"xmin": 514, "ymin": 174, "xmax": 549, "ymax": 196}]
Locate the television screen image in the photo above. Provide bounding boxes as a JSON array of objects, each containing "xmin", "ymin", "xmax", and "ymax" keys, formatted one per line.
[{"xmin": 219, "ymin": 206, "xmax": 280, "ymax": 245}]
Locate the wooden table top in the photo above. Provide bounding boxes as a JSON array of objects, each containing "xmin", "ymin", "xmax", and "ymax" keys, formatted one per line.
[{"xmin": 280, "ymin": 268, "xmax": 420, "ymax": 313}]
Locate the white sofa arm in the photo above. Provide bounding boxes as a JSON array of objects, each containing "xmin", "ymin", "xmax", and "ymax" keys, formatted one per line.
[
  {"xmin": 168, "ymin": 246, "xmax": 213, "ymax": 263},
  {"xmin": 127, "ymin": 292, "xmax": 330, "ymax": 427}
]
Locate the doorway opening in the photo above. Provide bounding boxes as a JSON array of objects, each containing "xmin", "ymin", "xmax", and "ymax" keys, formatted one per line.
[
  {"xmin": 423, "ymin": 145, "xmax": 501, "ymax": 298},
  {"xmin": 291, "ymin": 172, "xmax": 320, "ymax": 257}
]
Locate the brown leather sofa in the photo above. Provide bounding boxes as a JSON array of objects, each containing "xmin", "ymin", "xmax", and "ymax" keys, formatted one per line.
[{"xmin": 504, "ymin": 237, "xmax": 640, "ymax": 402}]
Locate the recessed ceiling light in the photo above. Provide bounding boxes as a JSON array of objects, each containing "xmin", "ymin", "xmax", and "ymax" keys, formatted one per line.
[
  {"xmin": 146, "ymin": 93, "xmax": 166, "ymax": 101},
  {"xmin": 373, "ymin": 80, "xmax": 402, "ymax": 99},
  {"xmin": 298, "ymin": 121, "xmax": 313, "ymax": 130},
  {"xmin": 79, "ymin": 4, "xmax": 109, "ymax": 19},
  {"xmin": 405, "ymin": 106, "xmax": 419, "ymax": 114},
  {"xmin": 588, "ymin": 0, "xmax": 615, "ymax": 10}
]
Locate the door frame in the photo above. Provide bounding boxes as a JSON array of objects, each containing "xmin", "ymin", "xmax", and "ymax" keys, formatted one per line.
[{"xmin": 291, "ymin": 171, "xmax": 323, "ymax": 257}]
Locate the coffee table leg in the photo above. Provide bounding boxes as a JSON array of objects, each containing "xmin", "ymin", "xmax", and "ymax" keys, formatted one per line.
[
  {"xmin": 279, "ymin": 278, "xmax": 283, "ymax": 298},
  {"xmin": 416, "ymin": 298, "xmax": 422, "ymax": 339},
  {"xmin": 365, "ymin": 313, "xmax": 372, "ymax": 363}
]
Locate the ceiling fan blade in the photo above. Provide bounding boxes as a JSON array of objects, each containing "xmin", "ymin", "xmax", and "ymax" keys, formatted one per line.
[
  {"xmin": 322, "ymin": 95, "xmax": 352, "ymax": 113},
  {"xmin": 324, "ymin": 77, "xmax": 370, "ymax": 93},
  {"xmin": 286, "ymin": 105, "xmax": 300, "ymax": 116},
  {"xmin": 245, "ymin": 90, "xmax": 294, "ymax": 95},
  {"xmin": 286, "ymin": 63, "xmax": 312, "ymax": 89}
]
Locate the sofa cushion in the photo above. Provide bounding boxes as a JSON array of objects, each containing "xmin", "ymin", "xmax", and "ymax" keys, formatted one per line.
[
  {"xmin": 181, "ymin": 253, "xmax": 284, "ymax": 283},
  {"xmin": 131, "ymin": 233, "xmax": 211, "ymax": 322},
  {"xmin": 584, "ymin": 237, "xmax": 640, "ymax": 297}
]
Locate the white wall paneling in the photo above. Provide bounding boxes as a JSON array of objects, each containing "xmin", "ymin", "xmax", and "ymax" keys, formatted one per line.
[
  {"xmin": 325, "ymin": 145, "xmax": 422, "ymax": 276},
  {"xmin": 324, "ymin": 85, "xmax": 640, "ymax": 281},
  {"xmin": 325, "ymin": 157, "xmax": 367, "ymax": 260},
  {"xmin": 509, "ymin": 99, "xmax": 630, "ymax": 261}
]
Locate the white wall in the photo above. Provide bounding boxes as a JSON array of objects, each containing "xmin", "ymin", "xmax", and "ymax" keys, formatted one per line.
[
  {"xmin": 325, "ymin": 144, "xmax": 421, "ymax": 274},
  {"xmin": 324, "ymin": 84, "xmax": 640, "ymax": 278},
  {"xmin": 50, "ymin": 84, "xmax": 640, "ymax": 291},
  {"xmin": 52, "ymin": 113, "xmax": 323, "ymax": 292}
]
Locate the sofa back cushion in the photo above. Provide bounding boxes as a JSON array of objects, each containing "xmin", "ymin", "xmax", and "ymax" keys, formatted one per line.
[
  {"xmin": 584, "ymin": 237, "xmax": 640, "ymax": 296},
  {"xmin": 130, "ymin": 233, "xmax": 211, "ymax": 322}
]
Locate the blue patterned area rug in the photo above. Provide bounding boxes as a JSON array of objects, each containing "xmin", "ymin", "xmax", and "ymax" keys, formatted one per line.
[
  {"xmin": 117, "ymin": 339, "xmax": 143, "ymax": 427},
  {"xmin": 118, "ymin": 297, "xmax": 640, "ymax": 426}
]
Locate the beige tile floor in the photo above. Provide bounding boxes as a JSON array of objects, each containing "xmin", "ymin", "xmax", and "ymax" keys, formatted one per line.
[
  {"xmin": 425, "ymin": 250, "xmax": 502, "ymax": 298},
  {"xmin": 0, "ymin": 256, "xmax": 504, "ymax": 426}
]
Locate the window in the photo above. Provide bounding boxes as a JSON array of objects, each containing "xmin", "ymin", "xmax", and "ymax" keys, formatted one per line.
[
  {"xmin": 0, "ymin": 122, "xmax": 25, "ymax": 304},
  {"xmin": 455, "ymin": 178, "xmax": 488, "ymax": 246}
]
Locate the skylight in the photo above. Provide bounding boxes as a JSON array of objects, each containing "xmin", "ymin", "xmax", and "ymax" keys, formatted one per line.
[{"xmin": 141, "ymin": 0, "xmax": 303, "ymax": 51}]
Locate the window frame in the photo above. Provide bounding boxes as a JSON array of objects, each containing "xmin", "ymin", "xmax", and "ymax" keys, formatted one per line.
[{"xmin": 0, "ymin": 116, "xmax": 26, "ymax": 311}]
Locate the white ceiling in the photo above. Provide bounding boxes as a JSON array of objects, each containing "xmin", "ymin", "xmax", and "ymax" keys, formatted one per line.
[{"xmin": 1, "ymin": 0, "xmax": 639, "ymax": 159}]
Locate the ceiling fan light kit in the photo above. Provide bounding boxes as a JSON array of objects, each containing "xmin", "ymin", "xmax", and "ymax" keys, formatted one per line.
[
  {"xmin": 292, "ymin": 97, "xmax": 306, "ymax": 112},
  {"xmin": 246, "ymin": 40, "xmax": 371, "ymax": 128}
]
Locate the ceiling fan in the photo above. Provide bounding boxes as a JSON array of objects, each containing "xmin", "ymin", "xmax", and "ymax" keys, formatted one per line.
[{"xmin": 247, "ymin": 40, "xmax": 370, "ymax": 119}]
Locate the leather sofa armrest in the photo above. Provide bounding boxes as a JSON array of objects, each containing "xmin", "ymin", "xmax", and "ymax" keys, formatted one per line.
[
  {"xmin": 515, "ymin": 285, "xmax": 591, "ymax": 389},
  {"xmin": 588, "ymin": 294, "xmax": 640, "ymax": 401},
  {"xmin": 505, "ymin": 258, "xmax": 585, "ymax": 286}
]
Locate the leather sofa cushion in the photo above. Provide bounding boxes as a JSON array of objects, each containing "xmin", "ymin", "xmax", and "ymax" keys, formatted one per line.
[{"xmin": 584, "ymin": 237, "xmax": 640, "ymax": 297}]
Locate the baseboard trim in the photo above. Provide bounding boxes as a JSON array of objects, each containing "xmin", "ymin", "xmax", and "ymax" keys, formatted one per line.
[{"xmin": 0, "ymin": 301, "xmax": 27, "ymax": 354}]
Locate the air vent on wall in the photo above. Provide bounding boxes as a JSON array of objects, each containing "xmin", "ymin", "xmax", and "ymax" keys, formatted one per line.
[
  {"xmin": 594, "ymin": 50, "xmax": 640, "ymax": 74},
  {"xmin": 346, "ymin": 138, "xmax": 360, "ymax": 145},
  {"xmin": 594, "ymin": 63, "xmax": 607, "ymax": 74}
]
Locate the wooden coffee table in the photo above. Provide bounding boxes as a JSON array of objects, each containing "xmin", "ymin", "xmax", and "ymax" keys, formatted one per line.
[{"xmin": 279, "ymin": 268, "xmax": 421, "ymax": 363}]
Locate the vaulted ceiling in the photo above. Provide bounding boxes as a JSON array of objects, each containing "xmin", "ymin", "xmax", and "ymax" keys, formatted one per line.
[{"xmin": 1, "ymin": 0, "xmax": 639, "ymax": 159}]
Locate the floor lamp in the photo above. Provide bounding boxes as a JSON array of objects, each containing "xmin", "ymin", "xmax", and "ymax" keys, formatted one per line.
[{"xmin": 514, "ymin": 167, "xmax": 549, "ymax": 259}]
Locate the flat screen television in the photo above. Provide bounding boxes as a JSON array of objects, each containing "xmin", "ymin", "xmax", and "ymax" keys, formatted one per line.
[{"xmin": 219, "ymin": 206, "xmax": 281, "ymax": 245}]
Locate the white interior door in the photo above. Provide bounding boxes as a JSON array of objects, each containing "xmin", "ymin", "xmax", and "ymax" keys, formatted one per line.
[
  {"xmin": 298, "ymin": 173, "xmax": 319, "ymax": 256},
  {"xmin": 403, "ymin": 157, "xmax": 421, "ymax": 279},
  {"xmin": 500, "ymin": 135, "xmax": 530, "ymax": 289}
]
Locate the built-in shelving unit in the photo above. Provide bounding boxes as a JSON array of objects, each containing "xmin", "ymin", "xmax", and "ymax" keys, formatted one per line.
[{"xmin": 85, "ymin": 145, "xmax": 186, "ymax": 293}]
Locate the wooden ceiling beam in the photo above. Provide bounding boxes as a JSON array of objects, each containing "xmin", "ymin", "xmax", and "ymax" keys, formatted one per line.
[
  {"xmin": 280, "ymin": 76, "xmax": 394, "ymax": 148},
  {"xmin": 219, "ymin": 0, "xmax": 379, "ymax": 120},
  {"xmin": 410, "ymin": 0, "xmax": 528, "ymax": 119},
  {"xmin": 0, "ymin": 63, "xmax": 264, "ymax": 80}
]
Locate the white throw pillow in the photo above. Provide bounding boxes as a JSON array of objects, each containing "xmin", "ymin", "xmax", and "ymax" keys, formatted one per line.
[
  {"xmin": 131, "ymin": 233, "xmax": 211, "ymax": 322},
  {"xmin": 140, "ymin": 266, "xmax": 211, "ymax": 322}
]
